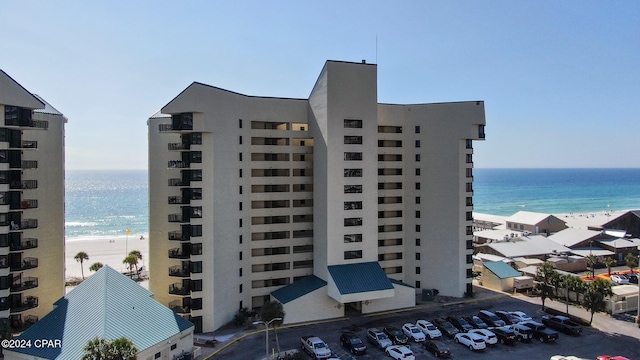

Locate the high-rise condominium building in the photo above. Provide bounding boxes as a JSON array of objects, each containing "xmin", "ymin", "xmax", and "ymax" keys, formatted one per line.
[
  {"xmin": 0, "ymin": 70, "xmax": 66, "ymax": 332},
  {"xmin": 148, "ymin": 60, "xmax": 485, "ymax": 332}
]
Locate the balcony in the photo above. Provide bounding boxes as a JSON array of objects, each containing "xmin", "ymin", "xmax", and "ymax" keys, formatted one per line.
[
  {"xmin": 10, "ymin": 238, "xmax": 38, "ymax": 251},
  {"xmin": 21, "ymin": 161, "xmax": 37, "ymax": 169},
  {"xmin": 12, "ymin": 219, "xmax": 38, "ymax": 230},
  {"xmin": 10, "ymin": 257, "xmax": 38, "ymax": 271},
  {"xmin": 169, "ymin": 300, "xmax": 191, "ymax": 314},
  {"xmin": 20, "ymin": 140, "xmax": 37, "ymax": 149},
  {"xmin": 10, "ymin": 277, "xmax": 38, "ymax": 292},
  {"xmin": 169, "ymin": 265, "xmax": 190, "ymax": 277},
  {"xmin": 168, "ymin": 231, "xmax": 189, "ymax": 241},
  {"xmin": 10, "ymin": 296, "xmax": 38, "ymax": 313},
  {"xmin": 168, "ymin": 248, "xmax": 190, "ymax": 259},
  {"xmin": 168, "ymin": 178, "xmax": 189, "ymax": 186},
  {"xmin": 168, "ymin": 214, "xmax": 188, "ymax": 223},
  {"xmin": 10, "ymin": 315, "xmax": 38, "ymax": 332},
  {"xmin": 9, "ymin": 180, "xmax": 37, "ymax": 190},
  {"xmin": 168, "ymin": 160, "xmax": 190, "ymax": 169},
  {"xmin": 168, "ymin": 143, "xmax": 190, "ymax": 151},
  {"xmin": 169, "ymin": 283, "xmax": 190, "ymax": 295},
  {"xmin": 168, "ymin": 196, "xmax": 188, "ymax": 205},
  {"xmin": 12, "ymin": 199, "xmax": 38, "ymax": 210}
]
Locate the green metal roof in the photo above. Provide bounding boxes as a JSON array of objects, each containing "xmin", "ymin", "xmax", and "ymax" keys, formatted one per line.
[
  {"xmin": 271, "ymin": 275, "xmax": 327, "ymax": 304},
  {"xmin": 328, "ymin": 262, "xmax": 394, "ymax": 295},
  {"xmin": 389, "ymin": 278, "xmax": 414, "ymax": 288},
  {"xmin": 484, "ymin": 261, "xmax": 522, "ymax": 279},
  {"xmin": 8, "ymin": 266, "xmax": 193, "ymax": 359}
]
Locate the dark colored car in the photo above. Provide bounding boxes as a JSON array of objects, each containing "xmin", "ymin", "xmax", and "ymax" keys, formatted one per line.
[
  {"xmin": 626, "ymin": 274, "xmax": 639, "ymax": 284},
  {"xmin": 520, "ymin": 321, "xmax": 559, "ymax": 343},
  {"xmin": 340, "ymin": 331, "xmax": 367, "ymax": 355},
  {"xmin": 383, "ymin": 326, "xmax": 409, "ymax": 345},
  {"xmin": 477, "ymin": 310, "xmax": 506, "ymax": 328},
  {"xmin": 446, "ymin": 316, "xmax": 474, "ymax": 332},
  {"xmin": 541, "ymin": 315, "xmax": 583, "ymax": 335},
  {"xmin": 423, "ymin": 339, "xmax": 451, "ymax": 358},
  {"xmin": 495, "ymin": 311, "xmax": 520, "ymax": 325},
  {"xmin": 492, "ymin": 326, "xmax": 517, "ymax": 344},
  {"xmin": 463, "ymin": 315, "xmax": 489, "ymax": 329},
  {"xmin": 432, "ymin": 318, "xmax": 460, "ymax": 338}
]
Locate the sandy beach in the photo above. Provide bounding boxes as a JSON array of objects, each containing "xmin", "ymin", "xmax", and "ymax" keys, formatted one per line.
[
  {"xmin": 65, "ymin": 235, "xmax": 149, "ymax": 281},
  {"xmin": 556, "ymin": 209, "xmax": 629, "ymax": 231}
]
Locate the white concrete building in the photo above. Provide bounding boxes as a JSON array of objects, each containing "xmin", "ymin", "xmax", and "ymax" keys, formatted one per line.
[
  {"xmin": 0, "ymin": 70, "xmax": 66, "ymax": 333},
  {"xmin": 147, "ymin": 60, "xmax": 486, "ymax": 332}
]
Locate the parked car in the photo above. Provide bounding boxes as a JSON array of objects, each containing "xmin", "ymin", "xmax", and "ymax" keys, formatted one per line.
[
  {"xmin": 611, "ymin": 274, "xmax": 630, "ymax": 285},
  {"xmin": 597, "ymin": 356, "xmax": 632, "ymax": 360},
  {"xmin": 367, "ymin": 328, "xmax": 393, "ymax": 349},
  {"xmin": 446, "ymin": 316, "xmax": 474, "ymax": 332},
  {"xmin": 384, "ymin": 325, "xmax": 409, "ymax": 345},
  {"xmin": 520, "ymin": 321, "xmax": 559, "ymax": 343},
  {"xmin": 385, "ymin": 345, "xmax": 415, "ymax": 360},
  {"xmin": 423, "ymin": 340, "xmax": 451, "ymax": 358},
  {"xmin": 509, "ymin": 311, "xmax": 533, "ymax": 323},
  {"xmin": 625, "ymin": 273, "xmax": 638, "ymax": 284},
  {"xmin": 463, "ymin": 315, "xmax": 489, "ymax": 329},
  {"xmin": 541, "ymin": 315, "xmax": 583, "ymax": 335},
  {"xmin": 339, "ymin": 331, "xmax": 367, "ymax": 355},
  {"xmin": 454, "ymin": 332, "xmax": 486, "ymax": 351},
  {"xmin": 468, "ymin": 329, "xmax": 498, "ymax": 345},
  {"xmin": 402, "ymin": 323, "xmax": 426, "ymax": 342},
  {"xmin": 300, "ymin": 336, "xmax": 332, "ymax": 360},
  {"xmin": 492, "ymin": 326, "xmax": 518, "ymax": 344},
  {"xmin": 416, "ymin": 320, "xmax": 443, "ymax": 339},
  {"xmin": 508, "ymin": 323, "xmax": 534, "ymax": 342},
  {"xmin": 477, "ymin": 310, "xmax": 506, "ymax": 327},
  {"xmin": 496, "ymin": 310, "xmax": 520, "ymax": 325},
  {"xmin": 432, "ymin": 318, "xmax": 460, "ymax": 338}
]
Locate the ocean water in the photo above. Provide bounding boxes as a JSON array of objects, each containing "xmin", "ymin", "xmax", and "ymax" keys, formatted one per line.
[{"xmin": 64, "ymin": 168, "xmax": 640, "ymax": 240}]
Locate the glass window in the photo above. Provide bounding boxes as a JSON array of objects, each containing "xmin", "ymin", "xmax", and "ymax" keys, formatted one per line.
[
  {"xmin": 344, "ymin": 136, "xmax": 363, "ymax": 144},
  {"xmin": 344, "ymin": 250, "xmax": 363, "ymax": 260},
  {"xmin": 344, "ymin": 119, "xmax": 363, "ymax": 128}
]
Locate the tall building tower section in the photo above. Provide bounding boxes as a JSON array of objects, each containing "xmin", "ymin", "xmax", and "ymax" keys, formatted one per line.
[
  {"xmin": 148, "ymin": 60, "xmax": 485, "ymax": 333},
  {"xmin": 0, "ymin": 70, "xmax": 66, "ymax": 333}
]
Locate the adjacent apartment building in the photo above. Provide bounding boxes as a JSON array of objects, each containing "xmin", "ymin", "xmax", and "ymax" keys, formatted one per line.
[
  {"xmin": 148, "ymin": 60, "xmax": 485, "ymax": 332},
  {"xmin": 0, "ymin": 70, "xmax": 66, "ymax": 332}
]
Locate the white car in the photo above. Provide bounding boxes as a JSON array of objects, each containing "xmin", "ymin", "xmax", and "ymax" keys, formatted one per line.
[
  {"xmin": 510, "ymin": 311, "xmax": 533, "ymax": 323},
  {"xmin": 385, "ymin": 345, "xmax": 416, "ymax": 360},
  {"xmin": 468, "ymin": 329, "xmax": 498, "ymax": 345},
  {"xmin": 454, "ymin": 332, "xmax": 486, "ymax": 351},
  {"xmin": 416, "ymin": 320, "xmax": 442, "ymax": 339},
  {"xmin": 402, "ymin": 323, "xmax": 426, "ymax": 342},
  {"xmin": 611, "ymin": 274, "xmax": 630, "ymax": 285}
]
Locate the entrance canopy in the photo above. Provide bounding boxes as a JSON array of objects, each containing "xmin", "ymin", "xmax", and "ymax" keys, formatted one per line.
[{"xmin": 327, "ymin": 262, "xmax": 394, "ymax": 303}]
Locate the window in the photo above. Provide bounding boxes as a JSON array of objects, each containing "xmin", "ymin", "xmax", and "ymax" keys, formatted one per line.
[
  {"xmin": 416, "ymin": 281, "xmax": 421, "ymax": 288},
  {"xmin": 466, "ymin": 182, "xmax": 473, "ymax": 192},
  {"xmin": 155, "ymin": 352, "xmax": 161, "ymax": 359},
  {"xmin": 415, "ymin": 140, "xmax": 421, "ymax": 148},
  {"xmin": 466, "ymin": 240, "xmax": 473, "ymax": 249},
  {"xmin": 466, "ymin": 139, "xmax": 473, "ymax": 149},
  {"xmin": 416, "ymin": 224, "xmax": 421, "ymax": 232},
  {"xmin": 466, "ymin": 154, "xmax": 473, "ymax": 163},
  {"xmin": 466, "ymin": 226, "xmax": 473, "ymax": 235},
  {"xmin": 239, "ymin": 168, "xmax": 242, "ymax": 177},
  {"xmin": 415, "ymin": 197, "xmax": 421, "ymax": 204},
  {"xmin": 344, "ymin": 119, "xmax": 363, "ymax": 128},
  {"xmin": 239, "ymin": 252, "xmax": 243, "ymax": 260},
  {"xmin": 344, "ymin": 136, "xmax": 363, "ymax": 144},
  {"xmin": 467, "ymin": 269, "xmax": 474, "ymax": 278},
  {"xmin": 415, "ymin": 125, "xmax": 421, "ymax": 133},
  {"xmin": 415, "ymin": 182, "xmax": 420, "ymax": 190},
  {"xmin": 415, "ymin": 253, "xmax": 421, "ymax": 260},
  {"xmin": 344, "ymin": 185, "xmax": 362, "ymax": 193},
  {"xmin": 344, "ymin": 218, "xmax": 363, "ymax": 226},
  {"xmin": 344, "ymin": 152, "xmax": 362, "ymax": 161},
  {"xmin": 344, "ymin": 234, "xmax": 362, "ymax": 243},
  {"xmin": 239, "ymin": 218, "xmax": 242, "ymax": 227},
  {"xmin": 239, "ymin": 284, "xmax": 243, "ymax": 293},
  {"xmin": 415, "ymin": 211, "xmax": 421, "ymax": 218},
  {"xmin": 466, "ymin": 211, "xmax": 473, "ymax": 221},
  {"xmin": 344, "ymin": 250, "xmax": 363, "ymax": 260},
  {"xmin": 478, "ymin": 124, "xmax": 485, "ymax": 139},
  {"xmin": 415, "ymin": 154, "xmax": 420, "ymax": 161},
  {"xmin": 239, "ymin": 202, "xmax": 242, "ymax": 211},
  {"xmin": 415, "ymin": 168, "xmax": 420, "ymax": 176},
  {"xmin": 191, "ymin": 261, "xmax": 203, "ymax": 273},
  {"xmin": 239, "ymin": 268, "xmax": 243, "ymax": 277},
  {"xmin": 239, "ymin": 119, "xmax": 243, "ymax": 128},
  {"xmin": 466, "ymin": 254, "xmax": 473, "ymax": 264},
  {"xmin": 466, "ymin": 197, "xmax": 473, "ymax": 206},
  {"xmin": 171, "ymin": 344, "xmax": 177, "ymax": 351},
  {"xmin": 239, "ymin": 152, "xmax": 242, "ymax": 161},
  {"xmin": 239, "ymin": 136, "xmax": 242, "ymax": 144},
  {"xmin": 466, "ymin": 168, "xmax": 473, "ymax": 178},
  {"xmin": 416, "ymin": 238, "xmax": 421, "ymax": 246},
  {"xmin": 192, "ymin": 280, "xmax": 203, "ymax": 291},
  {"xmin": 416, "ymin": 267, "xmax": 421, "ymax": 274},
  {"xmin": 239, "ymin": 186, "xmax": 242, "ymax": 194},
  {"xmin": 239, "ymin": 235, "xmax": 242, "ymax": 244},
  {"xmin": 344, "ymin": 201, "xmax": 362, "ymax": 210},
  {"xmin": 344, "ymin": 169, "xmax": 362, "ymax": 177}
]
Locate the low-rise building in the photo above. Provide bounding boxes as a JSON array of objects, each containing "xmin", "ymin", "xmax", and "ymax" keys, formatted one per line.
[
  {"xmin": 505, "ymin": 211, "xmax": 567, "ymax": 235},
  {"xmin": 481, "ymin": 261, "xmax": 523, "ymax": 292}
]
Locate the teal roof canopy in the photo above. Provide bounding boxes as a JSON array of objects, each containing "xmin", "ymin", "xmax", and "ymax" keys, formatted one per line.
[
  {"xmin": 271, "ymin": 275, "xmax": 327, "ymax": 304},
  {"xmin": 328, "ymin": 262, "xmax": 394, "ymax": 294},
  {"xmin": 484, "ymin": 261, "xmax": 522, "ymax": 279},
  {"xmin": 8, "ymin": 266, "xmax": 193, "ymax": 359}
]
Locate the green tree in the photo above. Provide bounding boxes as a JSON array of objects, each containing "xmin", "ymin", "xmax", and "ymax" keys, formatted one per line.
[
  {"xmin": 89, "ymin": 262, "xmax": 104, "ymax": 272},
  {"xmin": 82, "ymin": 337, "xmax": 137, "ymax": 360},
  {"xmin": 585, "ymin": 255, "xmax": 599, "ymax": 279},
  {"xmin": 625, "ymin": 253, "xmax": 638, "ymax": 274},
  {"xmin": 260, "ymin": 300, "xmax": 285, "ymax": 324},
  {"xmin": 549, "ymin": 271, "xmax": 563, "ymax": 298},
  {"xmin": 602, "ymin": 257, "xmax": 617, "ymax": 277},
  {"xmin": 583, "ymin": 278, "xmax": 613, "ymax": 325},
  {"xmin": 535, "ymin": 262, "xmax": 557, "ymax": 310},
  {"xmin": 567, "ymin": 276, "xmax": 586, "ymax": 304},
  {"xmin": 122, "ymin": 255, "xmax": 138, "ymax": 278},
  {"xmin": 128, "ymin": 250, "xmax": 143, "ymax": 273},
  {"xmin": 74, "ymin": 252, "xmax": 89, "ymax": 280}
]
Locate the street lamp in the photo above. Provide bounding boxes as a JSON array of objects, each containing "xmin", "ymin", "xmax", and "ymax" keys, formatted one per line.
[{"xmin": 253, "ymin": 317, "xmax": 283, "ymax": 360}]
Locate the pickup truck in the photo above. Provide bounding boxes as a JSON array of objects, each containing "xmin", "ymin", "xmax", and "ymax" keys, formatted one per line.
[
  {"xmin": 507, "ymin": 323, "xmax": 534, "ymax": 342},
  {"xmin": 300, "ymin": 336, "xmax": 332, "ymax": 359},
  {"xmin": 541, "ymin": 315, "xmax": 583, "ymax": 335},
  {"xmin": 520, "ymin": 321, "xmax": 559, "ymax": 343}
]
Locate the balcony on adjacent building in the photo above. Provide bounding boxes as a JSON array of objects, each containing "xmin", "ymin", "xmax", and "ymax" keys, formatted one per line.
[
  {"xmin": 168, "ymin": 196, "xmax": 188, "ymax": 205},
  {"xmin": 18, "ymin": 219, "xmax": 38, "ymax": 230},
  {"xmin": 168, "ymin": 214, "xmax": 188, "ymax": 223},
  {"xmin": 9, "ymin": 180, "xmax": 37, "ymax": 190},
  {"xmin": 169, "ymin": 265, "xmax": 190, "ymax": 277},
  {"xmin": 10, "ymin": 238, "xmax": 37, "ymax": 251},
  {"xmin": 10, "ymin": 277, "xmax": 38, "ymax": 292},
  {"xmin": 10, "ymin": 257, "xmax": 38, "ymax": 271},
  {"xmin": 168, "ymin": 247, "xmax": 191, "ymax": 259},
  {"xmin": 168, "ymin": 231, "xmax": 189, "ymax": 241},
  {"xmin": 10, "ymin": 295, "xmax": 38, "ymax": 313},
  {"xmin": 169, "ymin": 283, "xmax": 191, "ymax": 295},
  {"xmin": 169, "ymin": 299, "xmax": 191, "ymax": 314},
  {"xmin": 9, "ymin": 315, "xmax": 38, "ymax": 332}
]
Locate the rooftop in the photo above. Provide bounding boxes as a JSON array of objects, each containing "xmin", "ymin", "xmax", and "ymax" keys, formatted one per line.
[
  {"xmin": 483, "ymin": 261, "xmax": 522, "ymax": 279},
  {"xmin": 548, "ymin": 228, "xmax": 602, "ymax": 247},
  {"xmin": 506, "ymin": 211, "xmax": 562, "ymax": 226},
  {"xmin": 328, "ymin": 262, "xmax": 394, "ymax": 295},
  {"xmin": 271, "ymin": 275, "xmax": 327, "ymax": 304}
]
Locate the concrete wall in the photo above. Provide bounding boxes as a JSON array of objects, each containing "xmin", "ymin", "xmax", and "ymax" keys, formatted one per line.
[
  {"xmin": 361, "ymin": 283, "xmax": 415, "ymax": 314},
  {"xmin": 276, "ymin": 287, "xmax": 343, "ymax": 325}
]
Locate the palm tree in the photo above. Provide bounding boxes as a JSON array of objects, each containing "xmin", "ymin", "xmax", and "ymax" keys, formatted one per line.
[
  {"xmin": 128, "ymin": 250, "xmax": 143, "ymax": 273},
  {"xmin": 74, "ymin": 252, "xmax": 89, "ymax": 279},
  {"xmin": 122, "ymin": 255, "xmax": 138, "ymax": 278},
  {"xmin": 586, "ymin": 254, "xmax": 599, "ymax": 279},
  {"xmin": 567, "ymin": 276, "xmax": 586, "ymax": 304},
  {"xmin": 536, "ymin": 262, "xmax": 557, "ymax": 310},
  {"xmin": 82, "ymin": 337, "xmax": 137, "ymax": 360},
  {"xmin": 625, "ymin": 253, "xmax": 638, "ymax": 274},
  {"xmin": 602, "ymin": 257, "xmax": 617, "ymax": 277},
  {"xmin": 89, "ymin": 262, "xmax": 104, "ymax": 272},
  {"xmin": 583, "ymin": 278, "xmax": 614, "ymax": 325}
]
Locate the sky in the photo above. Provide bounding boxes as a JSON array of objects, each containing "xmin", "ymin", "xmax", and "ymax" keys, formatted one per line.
[{"xmin": 1, "ymin": 1, "xmax": 638, "ymax": 170}]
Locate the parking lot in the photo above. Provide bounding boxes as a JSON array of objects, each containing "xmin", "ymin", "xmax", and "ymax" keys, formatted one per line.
[{"xmin": 211, "ymin": 296, "xmax": 640, "ymax": 360}]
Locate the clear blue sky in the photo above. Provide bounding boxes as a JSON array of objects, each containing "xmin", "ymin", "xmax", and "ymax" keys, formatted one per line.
[{"xmin": 2, "ymin": 1, "xmax": 638, "ymax": 170}]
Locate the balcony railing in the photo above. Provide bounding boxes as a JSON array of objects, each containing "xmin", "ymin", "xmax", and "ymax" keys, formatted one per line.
[
  {"xmin": 10, "ymin": 238, "xmax": 38, "ymax": 251},
  {"xmin": 169, "ymin": 266, "xmax": 190, "ymax": 277},
  {"xmin": 169, "ymin": 283, "xmax": 190, "ymax": 295},
  {"xmin": 10, "ymin": 315, "xmax": 38, "ymax": 332},
  {"xmin": 168, "ymin": 248, "xmax": 190, "ymax": 259},
  {"xmin": 168, "ymin": 178, "xmax": 189, "ymax": 186},
  {"xmin": 168, "ymin": 214, "xmax": 187, "ymax": 223},
  {"xmin": 20, "ymin": 140, "xmax": 37, "ymax": 149},
  {"xmin": 15, "ymin": 219, "xmax": 38, "ymax": 230},
  {"xmin": 11, "ymin": 199, "xmax": 38, "ymax": 210},
  {"xmin": 169, "ymin": 300, "xmax": 191, "ymax": 314},
  {"xmin": 10, "ymin": 296, "xmax": 38, "ymax": 313},
  {"xmin": 21, "ymin": 161, "xmax": 37, "ymax": 169},
  {"xmin": 10, "ymin": 257, "xmax": 38, "ymax": 271},
  {"xmin": 168, "ymin": 231, "xmax": 189, "ymax": 241},
  {"xmin": 159, "ymin": 123, "xmax": 173, "ymax": 132},
  {"xmin": 9, "ymin": 180, "xmax": 37, "ymax": 190},
  {"xmin": 10, "ymin": 277, "xmax": 38, "ymax": 292},
  {"xmin": 168, "ymin": 143, "xmax": 190, "ymax": 150},
  {"xmin": 168, "ymin": 196, "xmax": 188, "ymax": 205},
  {"xmin": 168, "ymin": 160, "xmax": 190, "ymax": 169}
]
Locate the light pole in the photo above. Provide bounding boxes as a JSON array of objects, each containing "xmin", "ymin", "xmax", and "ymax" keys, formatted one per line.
[{"xmin": 253, "ymin": 317, "xmax": 282, "ymax": 360}]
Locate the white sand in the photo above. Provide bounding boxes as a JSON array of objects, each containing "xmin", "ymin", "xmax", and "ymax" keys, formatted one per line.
[
  {"xmin": 65, "ymin": 235, "xmax": 149, "ymax": 280},
  {"xmin": 555, "ymin": 209, "xmax": 629, "ymax": 230}
]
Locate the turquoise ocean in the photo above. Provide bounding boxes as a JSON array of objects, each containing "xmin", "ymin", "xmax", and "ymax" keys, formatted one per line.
[{"xmin": 65, "ymin": 168, "xmax": 640, "ymax": 241}]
